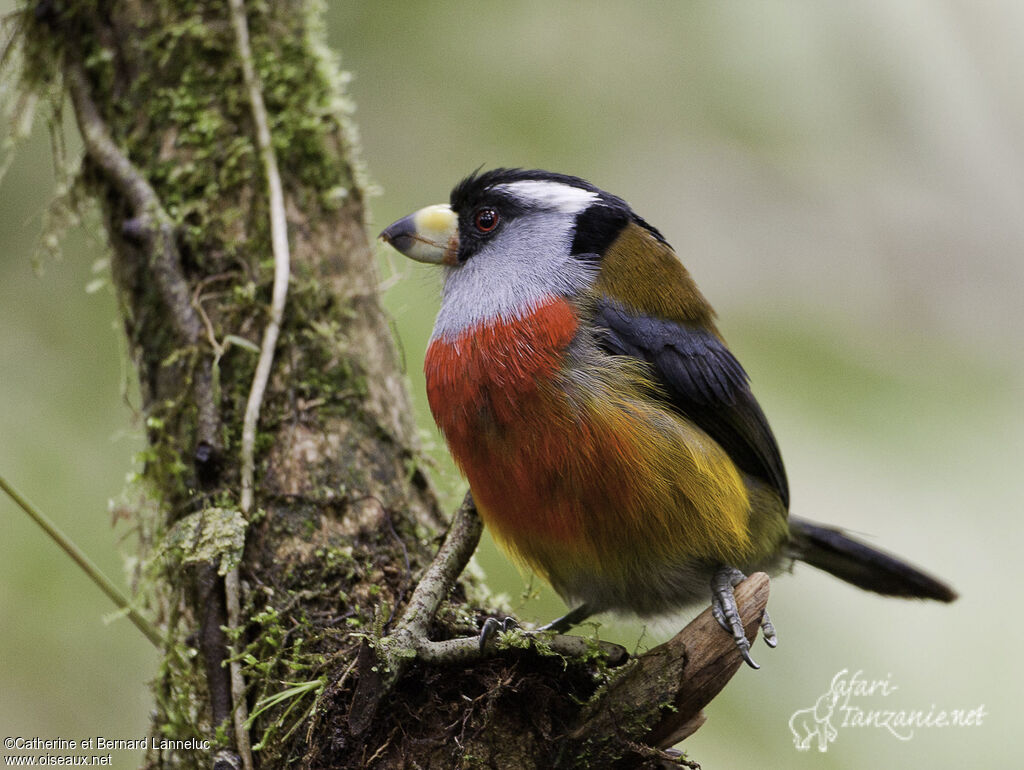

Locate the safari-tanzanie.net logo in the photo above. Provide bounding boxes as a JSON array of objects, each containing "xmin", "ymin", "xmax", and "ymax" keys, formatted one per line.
[{"xmin": 788, "ymin": 669, "xmax": 986, "ymax": 752}]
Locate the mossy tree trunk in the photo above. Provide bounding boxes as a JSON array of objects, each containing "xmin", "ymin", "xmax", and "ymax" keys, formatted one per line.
[
  {"xmin": 15, "ymin": 2, "xmax": 762, "ymax": 768},
  {"xmin": 23, "ymin": 0, "xmax": 448, "ymax": 765}
]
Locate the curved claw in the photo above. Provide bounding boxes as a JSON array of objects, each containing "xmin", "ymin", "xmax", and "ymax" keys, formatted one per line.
[
  {"xmin": 738, "ymin": 641, "xmax": 760, "ymax": 670},
  {"xmin": 480, "ymin": 604, "xmax": 594, "ymax": 652},
  {"xmin": 710, "ymin": 565, "xmax": 776, "ymax": 669},
  {"xmin": 761, "ymin": 609, "xmax": 778, "ymax": 648},
  {"xmin": 478, "ymin": 616, "xmax": 520, "ymax": 651}
]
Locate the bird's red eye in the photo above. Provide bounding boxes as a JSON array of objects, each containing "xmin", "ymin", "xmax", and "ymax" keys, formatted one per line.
[{"xmin": 474, "ymin": 207, "xmax": 500, "ymax": 233}]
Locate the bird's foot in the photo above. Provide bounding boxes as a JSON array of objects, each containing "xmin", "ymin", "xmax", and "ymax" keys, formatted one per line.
[
  {"xmin": 710, "ymin": 566, "xmax": 777, "ymax": 669},
  {"xmin": 479, "ymin": 603, "xmax": 594, "ymax": 650},
  {"xmin": 478, "ymin": 616, "xmax": 520, "ymax": 651}
]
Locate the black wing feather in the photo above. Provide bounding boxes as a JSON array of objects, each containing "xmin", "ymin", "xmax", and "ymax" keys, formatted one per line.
[{"xmin": 595, "ymin": 300, "xmax": 790, "ymax": 507}]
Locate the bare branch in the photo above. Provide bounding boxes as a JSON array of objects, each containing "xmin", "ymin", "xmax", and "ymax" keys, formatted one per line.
[{"xmin": 568, "ymin": 573, "xmax": 771, "ymax": 762}]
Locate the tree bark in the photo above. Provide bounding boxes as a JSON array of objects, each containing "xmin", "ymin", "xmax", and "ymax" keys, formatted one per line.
[{"xmin": 14, "ymin": 2, "xmax": 766, "ymax": 767}]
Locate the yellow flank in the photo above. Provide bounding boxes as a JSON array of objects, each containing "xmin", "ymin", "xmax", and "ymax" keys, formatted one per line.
[
  {"xmin": 584, "ymin": 378, "xmax": 753, "ymax": 566},
  {"xmin": 595, "ymin": 222, "xmax": 717, "ymax": 325}
]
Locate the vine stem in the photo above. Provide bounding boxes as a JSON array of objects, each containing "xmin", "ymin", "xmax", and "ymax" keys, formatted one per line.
[
  {"xmin": 227, "ymin": 1, "xmax": 294, "ymax": 768},
  {"xmin": 229, "ymin": 4, "xmax": 291, "ymax": 518}
]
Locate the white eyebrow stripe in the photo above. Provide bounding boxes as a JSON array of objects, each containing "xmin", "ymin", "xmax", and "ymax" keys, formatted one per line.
[{"xmin": 494, "ymin": 180, "xmax": 600, "ymax": 215}]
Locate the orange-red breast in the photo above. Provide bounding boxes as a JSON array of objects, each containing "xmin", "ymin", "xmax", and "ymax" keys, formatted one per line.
[{"xmin": 381, "ymin": 168, "xmax": 955, "ymax": 666}]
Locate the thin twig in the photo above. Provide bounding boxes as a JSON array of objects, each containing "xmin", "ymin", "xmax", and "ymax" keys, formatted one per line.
[
  {"xmin": 348, "ymin": 492, "xmax": 482, "ymax": 733},
  {"xmin": 395, "ymin": 491, "xmax": 481, "ymax": 640},
  {"xmin": 0, "ymin": 472, "xmax": 164, "ymax": 648},
  {"xmin": 227, "ymin": 1, "xmax": 293, "ymax": 768},
  {"xmin": 191, "ymin": 272, "xmax": 241, "ymax": 356}
]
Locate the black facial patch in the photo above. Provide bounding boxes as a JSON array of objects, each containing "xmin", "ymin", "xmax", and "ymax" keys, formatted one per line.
[
  {"xmin": 571, "ymin": 204, "xmax": 629, "ymax": 258},
  {"xmin": 448, "ymin": 167, "xmax": 671, "ymax": 263},
  {"xmin": 569, "ymin": 191, "xmax": 670, "ymax": 258}
]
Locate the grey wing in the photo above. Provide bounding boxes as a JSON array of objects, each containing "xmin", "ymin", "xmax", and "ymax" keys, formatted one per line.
[{"xmin": 595, "ymin": 300, "xmax": 789, "ymax": 507}]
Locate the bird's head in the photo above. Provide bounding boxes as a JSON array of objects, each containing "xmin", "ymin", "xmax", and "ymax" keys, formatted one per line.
[{"xmin": 380, "ymin": 168, "xmax": 685, "ymax": 338}]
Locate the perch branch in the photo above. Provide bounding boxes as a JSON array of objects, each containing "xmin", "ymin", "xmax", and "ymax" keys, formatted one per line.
[
  {"xmin": 348, "ymin": 491, "xmax": 481, "ymax": 734},
  {"xmin": 393, "ymin": 492, "xmax": 630, "ymax": 665},
  {"xmin": 569, "ymin": 573, "xmax": 771, "ymax": 762},
  {"xmin": 349, "ymin": 491, "xmax": 629, "ymax": 736}
]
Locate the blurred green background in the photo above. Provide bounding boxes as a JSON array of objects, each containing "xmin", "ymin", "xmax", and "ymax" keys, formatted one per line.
[{"xmin": 2, "ymin": 1, "xmax": 1021, "ymax": 767}]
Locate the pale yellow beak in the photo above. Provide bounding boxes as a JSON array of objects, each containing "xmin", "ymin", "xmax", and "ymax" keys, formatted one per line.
[{"xmin": 379, "ymin": 204, "xmax": 459, "ymax": 265}]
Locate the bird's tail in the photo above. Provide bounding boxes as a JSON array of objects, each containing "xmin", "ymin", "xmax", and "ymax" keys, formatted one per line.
[{"xmin": 788, "ymin": 516, "xmax": 957, "ymax": 602}]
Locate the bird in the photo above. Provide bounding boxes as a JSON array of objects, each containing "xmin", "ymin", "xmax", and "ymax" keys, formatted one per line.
[{"xmin": 380, "ymin": 168, "xmax": 956, "ymax": 667}]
